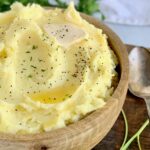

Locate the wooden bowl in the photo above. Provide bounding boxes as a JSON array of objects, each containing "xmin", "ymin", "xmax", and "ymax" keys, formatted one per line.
[{"xmin": 0, "ymin": 14, "xmax": 129, "ymax": 150}]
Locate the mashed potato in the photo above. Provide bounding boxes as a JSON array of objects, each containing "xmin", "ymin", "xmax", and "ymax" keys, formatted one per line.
[{"xmin": 0, "ymin": 2, "xmax": 118, "ymax": 134}]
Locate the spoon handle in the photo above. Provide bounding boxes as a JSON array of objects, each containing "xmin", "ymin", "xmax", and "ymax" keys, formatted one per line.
[{"xmin": 145, "ymin": 98, "xmax": 150, "ymax": 118}]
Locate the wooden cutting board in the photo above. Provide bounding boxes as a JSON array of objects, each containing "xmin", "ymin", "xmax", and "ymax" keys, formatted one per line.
[{"xmin": 93, "ymin": 45, "xmax": 150, "ymax": 150}]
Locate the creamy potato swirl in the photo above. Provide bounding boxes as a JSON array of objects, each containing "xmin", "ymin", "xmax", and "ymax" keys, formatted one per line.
[{"xmin": 0, "ymin": 2, "xmax": 117, "ymax": 133}]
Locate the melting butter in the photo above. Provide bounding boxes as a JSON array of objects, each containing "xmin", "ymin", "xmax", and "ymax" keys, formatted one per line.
[
  {"xmin": 44, "ymin": 23, "xmax": 86, "ymax": 47},
  {"xmin": 30, "ymin": 85, "xmax": 76, "ymax": 104}
]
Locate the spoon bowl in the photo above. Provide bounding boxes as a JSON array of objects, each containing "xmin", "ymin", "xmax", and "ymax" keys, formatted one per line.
[{"xmin": 129, "ymin": 47, "xmax": 150, "ymax": 117}]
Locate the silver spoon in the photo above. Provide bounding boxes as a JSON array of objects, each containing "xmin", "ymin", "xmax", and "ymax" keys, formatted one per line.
[{"xmin": 129, "ymin": 47, "xmax": 150, "ymax": 117}]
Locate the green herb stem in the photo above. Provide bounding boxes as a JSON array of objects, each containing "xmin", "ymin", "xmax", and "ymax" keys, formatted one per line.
[
  {"xmin": 120, "ymin": 109, "xmax": 128, "ymax": 149},
  {"xmin": 121, "ymin": 119, "xmax": 149, "ymax": 150},
  {"xmin": 137, "ymin": 135, "xmax": 142, "ymax": 150}
]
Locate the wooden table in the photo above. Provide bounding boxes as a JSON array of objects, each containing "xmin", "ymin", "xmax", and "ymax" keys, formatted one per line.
[{"xmin": 93, "ymin": 45, "xmax": 150, "ymax": 150}]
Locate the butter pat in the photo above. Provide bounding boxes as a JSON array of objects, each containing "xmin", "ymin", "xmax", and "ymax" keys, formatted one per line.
[{"xmin": 44, "ymin": 23, "xmax": 87, "ymax": 47}]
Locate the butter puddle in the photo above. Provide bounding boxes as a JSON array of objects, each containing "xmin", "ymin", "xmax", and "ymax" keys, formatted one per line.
[
  {"xmin": 29, "ymin": 85, "xmax": 76, "ymax": 104},
  {"xmin": 0, "ymin": 49, "xmax": 7, "ymax": 59}
]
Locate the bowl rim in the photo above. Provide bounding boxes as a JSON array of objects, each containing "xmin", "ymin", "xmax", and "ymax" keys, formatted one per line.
[{"xmin": 0, "ymin": 13, "xmax": 129, "ymax": 142}]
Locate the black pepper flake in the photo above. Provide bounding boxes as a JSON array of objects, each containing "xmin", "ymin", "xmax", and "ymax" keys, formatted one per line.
[
  {"xmin": 38, "ymin": 59, "xmax": 44, "ymax": 62},
  {"xmin": 26, "ymin": 51, "xmax": 30, "ymax": 53},
  {"xmin": 32, "ymin": 45, "xmax": 38, "ymax": 50},
  {"xmin": 72, "ymin": 74, "xmax": 77, "ymax": 78},
  {"xmin": 41, "ymin": 69, "xmax": 46, "ymax": 72},
  {"xmin": 68, "ymin": 95, "xmax": 72, "ymax": 98},
  {"xmin": 28, "ymin": 74, "xmax": 32, "ymax": 78},
  {"xmin": 31, "ymin": 65, "xmax": 37, "ymax": 69},
  {"xmin": 30, "ymin": 57, "xmax": 32, "ymax": 61}
]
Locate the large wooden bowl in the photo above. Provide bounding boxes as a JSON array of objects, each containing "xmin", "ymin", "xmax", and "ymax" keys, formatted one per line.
[{"xmin": 0, "ymin": 14, "xmax": 129, "ymax": 150}]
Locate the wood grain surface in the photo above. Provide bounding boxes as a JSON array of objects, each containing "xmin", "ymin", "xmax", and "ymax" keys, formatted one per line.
[{"xmin": 93, "ymin": 45, "xmax": 150, "ymax": 150}]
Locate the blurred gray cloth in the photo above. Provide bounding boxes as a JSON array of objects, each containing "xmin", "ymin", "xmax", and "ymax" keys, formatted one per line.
[{"xmin": 100, "ymin": 0, "xmax": 150, "ymax": 25}]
